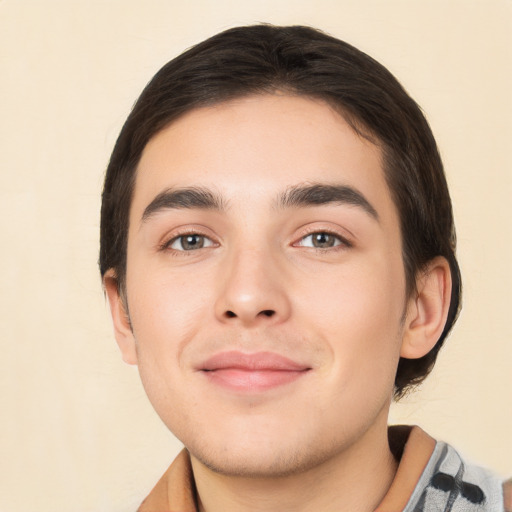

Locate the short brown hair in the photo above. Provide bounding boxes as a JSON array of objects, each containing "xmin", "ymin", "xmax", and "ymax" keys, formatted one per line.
[{"xmin": 100, "ymin": 24, "xmax": 461, "ymax": 398}]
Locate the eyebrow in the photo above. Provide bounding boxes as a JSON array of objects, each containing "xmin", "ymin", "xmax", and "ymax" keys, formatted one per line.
[
  {"xmin": 141, "ymin": 186, "xmax": 228, "ymax": 222},
  {"xmin": 141, "ymin": 183, "xmax": 379, "ymax": 223},
  {"xmin": 275, "ymin": 183, "xmax": 379, "ymax": 220}
]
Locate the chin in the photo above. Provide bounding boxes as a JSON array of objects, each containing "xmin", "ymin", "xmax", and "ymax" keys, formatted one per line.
[
  {"xmin": 191, "ymin": 445, "xmax": 333, "ymax": 478},
  {"xmin": 184, "ymin": 424, "xmax": 343, "ymax": 479}
]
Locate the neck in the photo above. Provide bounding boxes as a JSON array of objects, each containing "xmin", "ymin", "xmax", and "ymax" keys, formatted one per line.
[{"xmin": 190, "ymin": 417, "xmax": 398, "ymax": 512}]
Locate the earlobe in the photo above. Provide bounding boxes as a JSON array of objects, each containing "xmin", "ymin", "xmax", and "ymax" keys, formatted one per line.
[
  {"xmin": 400, "ymin": 257, "xmax": 452, "ymax": 359},
  {"xmin": 103, "ymin": 270, "xmax": 138, "ymax": 365}
]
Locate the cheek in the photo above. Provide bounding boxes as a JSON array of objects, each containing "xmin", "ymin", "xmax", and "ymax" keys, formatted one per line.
[
  {"xmin": 127, "ymin": 267, "xmax": 215, "ymax": 361},
  {"xmin": 294, "ymin": 255, "xmax": 406, "ymax": 367},
  {"xmin": 126, "ymin": 270, "xmax": 216, "ymax": 425}
]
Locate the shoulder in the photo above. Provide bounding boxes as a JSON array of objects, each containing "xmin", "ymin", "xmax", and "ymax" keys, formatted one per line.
[{"xmin": 406, "ymin": 440, "xmax": 506, "ymax": 511}]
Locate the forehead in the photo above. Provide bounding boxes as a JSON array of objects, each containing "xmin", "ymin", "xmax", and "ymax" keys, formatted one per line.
[{"xmin": 131, "ymin": 94, "xmax": 397, "ymax": 227}]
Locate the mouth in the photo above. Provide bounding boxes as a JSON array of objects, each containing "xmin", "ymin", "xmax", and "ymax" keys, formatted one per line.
[{"xmin": 198, "ymin": 351, "xmax": 312, "ymax": 392}]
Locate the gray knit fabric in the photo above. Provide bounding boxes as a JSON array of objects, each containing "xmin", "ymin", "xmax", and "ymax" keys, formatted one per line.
[{"xmin": 403, "ymin": 442, "xmax": 504, "ymax": 512}]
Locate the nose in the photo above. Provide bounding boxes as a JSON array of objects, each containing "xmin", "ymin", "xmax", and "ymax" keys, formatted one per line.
[{"xmin": 214, "ymin": 246, "xmax": 292, "ymax": 327}]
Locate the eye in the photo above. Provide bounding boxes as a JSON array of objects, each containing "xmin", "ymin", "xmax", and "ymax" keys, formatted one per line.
[
  {"xmin": 167, "ymin": 233, "xmax": 215, "ymax": 251},
  {"xmin": 296, "ymin": 232, "xmax": 348, "ymax": 249}
]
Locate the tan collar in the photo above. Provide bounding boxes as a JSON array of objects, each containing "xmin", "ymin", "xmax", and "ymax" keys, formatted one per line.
[
  {"xmin": 504, "ymin": 478, "xmax": 512, "ymax": 512},
  {"xmin": 138, "ymin": 425, "xmax": 436, "ymax": 512},
  {"xmin": 138, "ymin": 449, "xmax": 197, "ymax": 512},
  {"xmin": 375, "ymin": 425, "xmax": 436, "ymax": 512}
]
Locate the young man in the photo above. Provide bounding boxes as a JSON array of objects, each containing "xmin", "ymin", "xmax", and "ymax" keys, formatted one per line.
[{"xmin": 100, "ymin": 25, "xmax": 511, "ymax": 512}]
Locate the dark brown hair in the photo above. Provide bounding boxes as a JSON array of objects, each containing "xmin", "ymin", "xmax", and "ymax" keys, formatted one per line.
[{"xmin": 100, "ymin": 24, "xmax": 461, "ymax": 399}]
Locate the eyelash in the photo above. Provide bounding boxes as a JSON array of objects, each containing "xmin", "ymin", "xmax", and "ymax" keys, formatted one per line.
[
  {"xmin": 159, "ymin": 228, "xmax": 352, "ymax": 255},
  {"xmin": 294, "ymin": 228, "xmax": 353, "ymax": 252},
  {"xmin": 158, "ymin": 229, "xmax": 217, "ymax": 254}
]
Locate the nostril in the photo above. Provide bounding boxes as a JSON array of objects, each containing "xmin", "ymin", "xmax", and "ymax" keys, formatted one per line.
[{"xmin": 223, "ymin": 309, "xmax": 276, "ymax": 319}]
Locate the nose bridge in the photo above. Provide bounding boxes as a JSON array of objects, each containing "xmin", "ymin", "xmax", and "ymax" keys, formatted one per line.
[{"xmin": 215, "ymin": 238, "xmax": 290, "ymax": 325}]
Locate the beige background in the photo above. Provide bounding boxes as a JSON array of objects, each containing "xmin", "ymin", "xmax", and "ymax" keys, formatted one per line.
[{"xmin": 1, "ymin": 1, "xmax": 511, "ymax": 510}]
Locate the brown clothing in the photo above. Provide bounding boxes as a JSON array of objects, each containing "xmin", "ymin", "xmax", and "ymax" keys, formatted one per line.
[{"xmin": 138, "ymin": 426, "xmax": 509, "ymax": 512}]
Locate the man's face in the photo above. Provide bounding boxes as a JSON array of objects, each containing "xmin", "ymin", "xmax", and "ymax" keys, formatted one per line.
[{"xmin": 121, "ymin": 94, "xmax": 410, "ymax": 476}]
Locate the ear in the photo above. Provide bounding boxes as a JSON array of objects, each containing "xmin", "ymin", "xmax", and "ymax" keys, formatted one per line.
[
  {"xmin": 400, "ymin": 256, "xmax": 452, "ymax": 359},
  {"xmin": 103, "ymin": 270, "xmax": 138, "ymax": 365}
]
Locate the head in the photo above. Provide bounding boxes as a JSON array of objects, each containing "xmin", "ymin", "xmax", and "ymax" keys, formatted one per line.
[
  {"xmin": 101, "ymin": 25, "xmax": 460, "ymax": 480},
  {"xmin": 100, "ymin": 24, "xmax": 461, "ymax": 400}
]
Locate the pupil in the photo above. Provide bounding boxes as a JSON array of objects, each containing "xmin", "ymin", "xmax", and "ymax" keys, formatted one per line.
[
  {"xmin": 313, "ymin": 233, "xmax": 334, "ymax": 248},
  {"xmin": 183, "ymin": 235, "xmax": 203, "ymax": 250}
]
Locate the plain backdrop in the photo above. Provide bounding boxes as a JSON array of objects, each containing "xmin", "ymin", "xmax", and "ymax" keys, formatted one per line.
[{"xmin": 1, "ymin": 1, "xmax": 511, "ymax": 510}]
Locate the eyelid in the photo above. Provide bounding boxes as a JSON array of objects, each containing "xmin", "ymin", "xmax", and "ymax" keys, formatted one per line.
[
  {"xmin": 157, "ymin": 224, "xmax": 353, "ymax": 253},
  {"xmin": 158, "ymin": 226, "xmax": 219, "ymax": 253},
  {"xmin": 170, "ymin": 234, "xmax": 215, "ymax": 251},
  {"xmin": 292, "ymin": 226, "xmax": 354, "ymax": 249}
]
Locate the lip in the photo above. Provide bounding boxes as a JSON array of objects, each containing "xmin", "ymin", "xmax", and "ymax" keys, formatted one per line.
[{"xmin": 199, "ymin": 351, "xmax": 311, "ymax": 392}]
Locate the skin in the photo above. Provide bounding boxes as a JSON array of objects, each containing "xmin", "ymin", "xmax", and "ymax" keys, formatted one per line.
[{"xmin": 105, "ymin": 94, "xmax": 451, "ymax": 512}]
